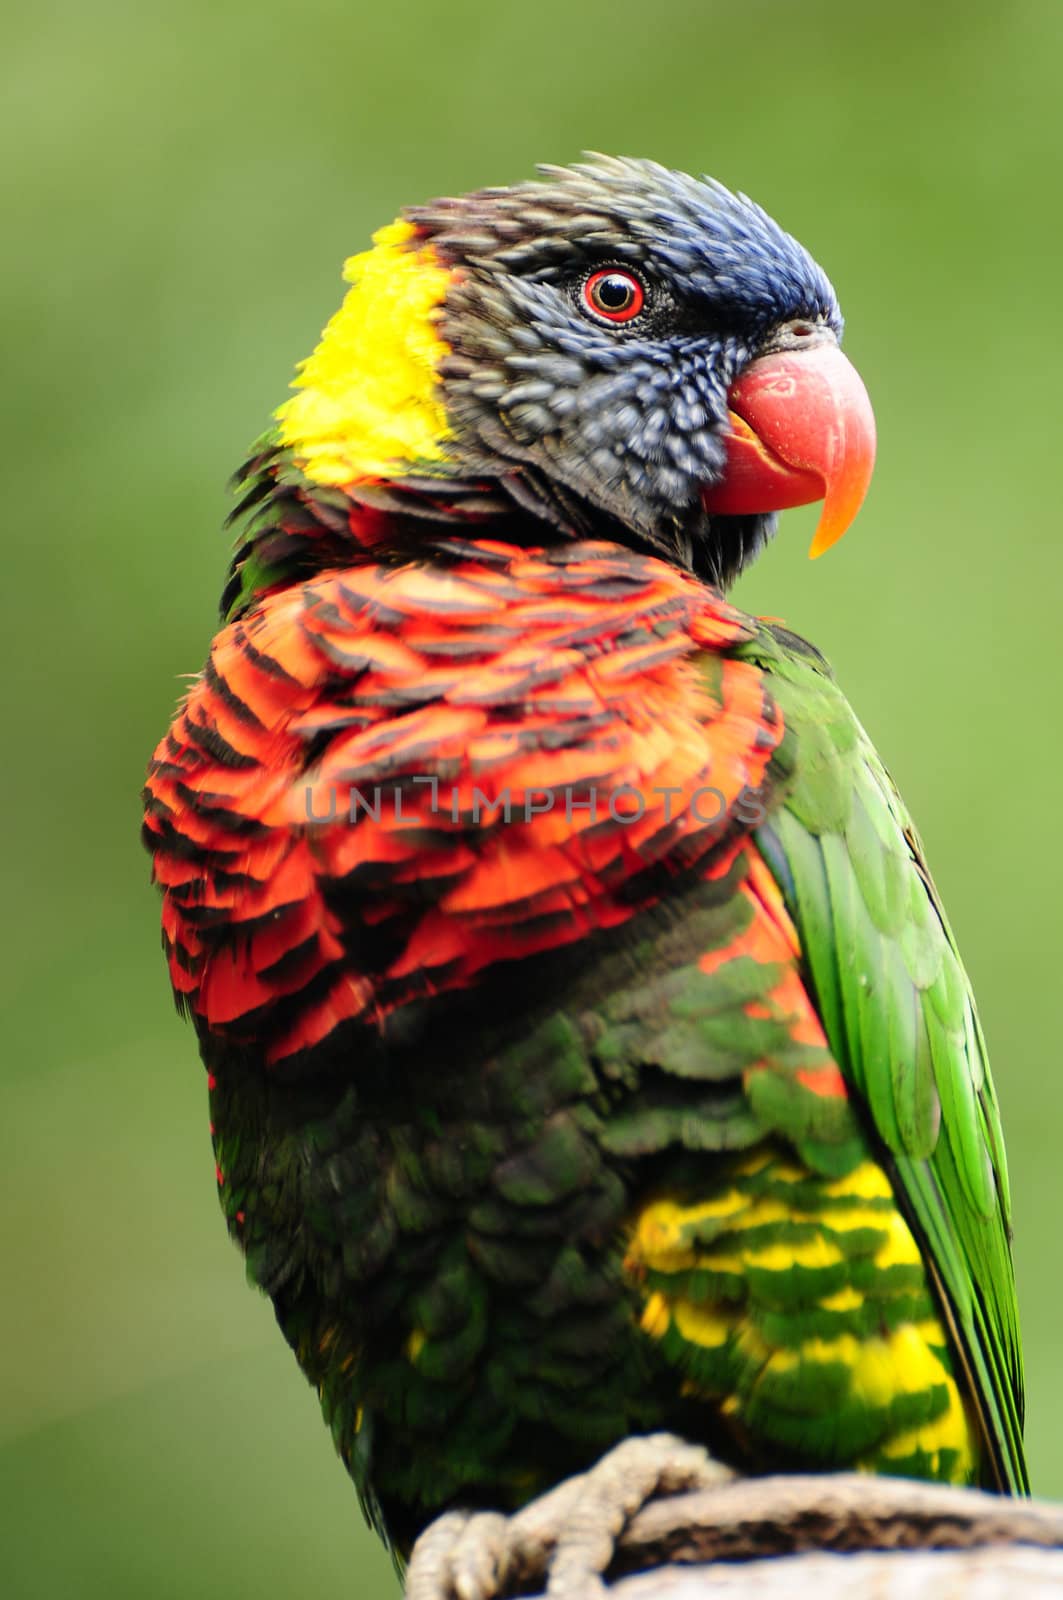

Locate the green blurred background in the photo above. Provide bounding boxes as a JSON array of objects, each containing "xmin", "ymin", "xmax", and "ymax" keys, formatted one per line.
[{"xmin": 3, "ymin": 0, "xmax": 1061, "ymax": 1593}]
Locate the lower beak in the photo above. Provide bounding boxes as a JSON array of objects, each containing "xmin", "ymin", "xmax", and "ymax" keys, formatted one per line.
[{"xmin": 701, "ymin": 341, "xmax": 877, "ymax": 557}]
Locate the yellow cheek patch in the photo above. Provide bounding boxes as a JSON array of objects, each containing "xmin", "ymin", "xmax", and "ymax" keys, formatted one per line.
[{"xmin": 277, "ymin": 218, "xmax": 453, "ymax": 485}]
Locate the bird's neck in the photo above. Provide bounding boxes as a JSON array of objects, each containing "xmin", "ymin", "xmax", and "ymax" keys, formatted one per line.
[{"xmin": 220, "ymin": 213, "xmax": 762, "ymax": 616}]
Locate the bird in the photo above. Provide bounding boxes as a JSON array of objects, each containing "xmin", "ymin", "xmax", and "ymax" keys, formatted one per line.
[{"xmin": 143, "ymin": 155, "xmax": 1026, "ymax": 1568}]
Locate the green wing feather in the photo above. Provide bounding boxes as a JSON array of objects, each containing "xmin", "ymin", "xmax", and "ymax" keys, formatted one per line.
[{"xmin": 745, "ymin": 624, "xmax": 1027, "ymax": 1493}]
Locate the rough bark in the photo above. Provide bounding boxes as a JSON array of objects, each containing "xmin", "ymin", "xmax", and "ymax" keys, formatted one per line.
[{"xmin": 595, "ymin": 1474, "xmax": 1063, "ymax": 1597}]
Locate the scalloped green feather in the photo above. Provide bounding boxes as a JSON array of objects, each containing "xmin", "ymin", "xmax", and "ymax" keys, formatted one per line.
[{"xmin": 744, "ymin": 624, "xmax": 1026, "ymax": 1493}]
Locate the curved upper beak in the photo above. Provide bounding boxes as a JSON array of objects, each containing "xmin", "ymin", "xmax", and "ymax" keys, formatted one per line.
[{"xmin": 700, "ymin": 341, "xmax": 877, "ymax": 558}]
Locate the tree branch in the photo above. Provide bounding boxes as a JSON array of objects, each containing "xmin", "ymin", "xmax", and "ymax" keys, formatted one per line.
[{"xmin": 407, "ymin": 1466, "xmax": 1063, "ymax": 1599}]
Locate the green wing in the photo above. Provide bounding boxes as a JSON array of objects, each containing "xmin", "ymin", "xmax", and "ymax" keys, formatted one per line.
[{"xmin": 745, "ymin": 623, "xmax": 1027, "ymax": 1493}]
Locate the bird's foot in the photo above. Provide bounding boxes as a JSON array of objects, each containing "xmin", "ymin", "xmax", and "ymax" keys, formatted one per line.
[{"xmin": 404, "ymin": 1433, "xmax": 734, "ymax": 1600}]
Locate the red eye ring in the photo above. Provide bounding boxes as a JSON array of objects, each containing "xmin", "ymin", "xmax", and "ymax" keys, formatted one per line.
[{"xmin": 582, "ymin": 268, "xmax": 645, "ymax": 324}]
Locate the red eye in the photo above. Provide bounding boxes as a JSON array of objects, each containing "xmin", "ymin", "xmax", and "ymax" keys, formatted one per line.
[{"xmin": 583, "ymin": 269, "xmax": 645, "ymax": 324}]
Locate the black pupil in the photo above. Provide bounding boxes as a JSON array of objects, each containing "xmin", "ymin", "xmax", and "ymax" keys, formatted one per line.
[{"xmin": 595, "ymin": 274, "xmax": 634, "ymax": 310}]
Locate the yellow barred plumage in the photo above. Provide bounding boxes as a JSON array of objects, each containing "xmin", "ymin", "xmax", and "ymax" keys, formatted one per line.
[{"xmin": 625, "ymin": 1144, "xmax": 977, "ymax": 1482}]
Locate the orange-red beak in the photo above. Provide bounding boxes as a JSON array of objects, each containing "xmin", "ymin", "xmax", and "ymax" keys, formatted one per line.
[{"xmin": 701, "ymin": 342, "xmax": 877, "ymax": 557}]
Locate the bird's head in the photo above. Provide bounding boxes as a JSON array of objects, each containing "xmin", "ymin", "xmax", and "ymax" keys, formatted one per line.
[{"xmin": 270, "ymin": 156, "xmax": 875, "ymax": 590}]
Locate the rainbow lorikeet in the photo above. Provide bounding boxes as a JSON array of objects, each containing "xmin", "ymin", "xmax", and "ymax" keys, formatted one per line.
[{"xmin": 143, "ymin": 157, "xmax": 1026, "ymax": 1559}]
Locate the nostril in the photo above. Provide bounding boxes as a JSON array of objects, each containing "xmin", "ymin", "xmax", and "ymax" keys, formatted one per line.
[{"xmin": 791, "ymin": 322, "xmax": 815, "ymax": 338}]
